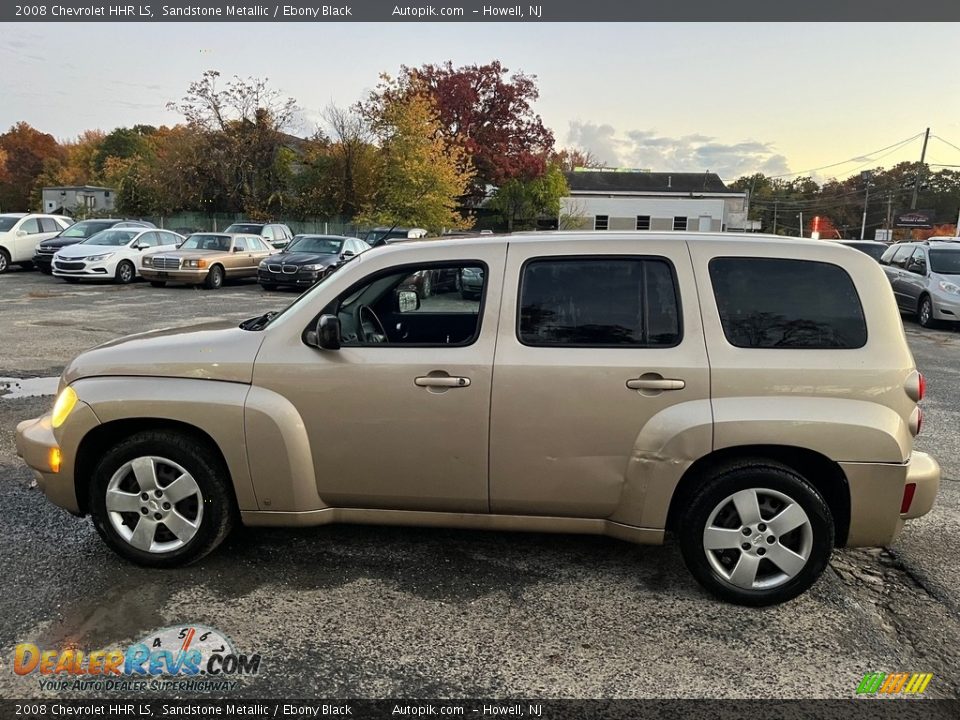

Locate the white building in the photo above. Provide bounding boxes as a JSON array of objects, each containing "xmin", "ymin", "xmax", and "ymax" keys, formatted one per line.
[
  {"xmin": 42, "ymin": 185, "xmax": 116, "ymax": 216},
  {"xmin": 561, "ymin": 171, "xmax": 752, "ymax": 232}
]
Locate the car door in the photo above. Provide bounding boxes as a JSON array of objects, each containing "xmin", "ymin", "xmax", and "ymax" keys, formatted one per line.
[
  {"xmin": 12, "ymin": 218, "xmax": 43, "ymax": 262},
  {"xmin": 900, "ymin": 248, "xmax": 929, "ymax": 311},
  {"xmin": 488, "ymin": 239, "xmax": 711, "ymax": 519},
  {"xmin": 248, "ymin": 236, "xmax": 274, "ymax": 268},
  {"xmin": 885, "ymin": 245, "xmax": 916, "ymax": 309},
  {"xmin": 250, "ymin": 243, "xmax": 508, "ymax": 513},
  {"xmin": 226, "ymin": 236, "xmax": 252, "ymax": 276}
]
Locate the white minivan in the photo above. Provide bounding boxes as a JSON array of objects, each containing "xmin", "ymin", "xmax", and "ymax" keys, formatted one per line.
[{"xmin": 0, "ymin": 213, "xmax": 73, "ymax": 273}]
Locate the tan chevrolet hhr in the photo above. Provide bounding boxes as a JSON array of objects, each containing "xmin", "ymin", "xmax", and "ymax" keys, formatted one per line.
[{"xmin": 16, "ymin": 233, "xmax": 940, "ymax": 605}]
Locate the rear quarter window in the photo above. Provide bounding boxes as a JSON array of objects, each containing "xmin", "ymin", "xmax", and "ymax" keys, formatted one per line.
[{"xmin": 709, "ymin": 257, "xmax": 867, "ymax": 349}]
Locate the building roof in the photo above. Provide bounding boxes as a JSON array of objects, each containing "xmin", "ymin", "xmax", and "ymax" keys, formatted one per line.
[
  {"xmin": 42, "ymin": 185, "xmax": 114, "ymax": 192},
  {"xmin": 565, "ymin": 171, "xmax": 740, "ymax": 195}
]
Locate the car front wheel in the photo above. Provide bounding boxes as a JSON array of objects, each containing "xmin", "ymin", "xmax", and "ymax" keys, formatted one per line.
[
  {"xmin": 203, "ymin": 265, "xmax": 224, "ymax": 290},
  {"xmin": 88, "ymin": 431, "xmax": 236, "ymax": 567},
  {"xmin": 115, "ymin": 260, "xmax": 135, "ymax": 284},
  {"xmin": 918, "ymin": 295, "xmax": 936, "ymax": 329},
  {"xmin": 679, "ymin": 460, "xmax": 834, "ymax": 606}
]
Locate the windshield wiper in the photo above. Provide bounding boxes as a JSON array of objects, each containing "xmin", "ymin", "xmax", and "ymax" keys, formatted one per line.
[{"xmin": 239, "ymin": 311, "xmax": 277, "ymax": 331}]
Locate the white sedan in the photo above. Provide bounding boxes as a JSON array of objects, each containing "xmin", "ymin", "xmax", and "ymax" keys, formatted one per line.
[{"xmin": 52, "ymin": 228, "xmax": 183, "ymax": 284}]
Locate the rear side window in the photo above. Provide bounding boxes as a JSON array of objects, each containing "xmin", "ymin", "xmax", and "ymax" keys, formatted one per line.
[
  {"xmin": 518, "ymin": 257, "xmax": 681, "ymax": 347},
  {"xmin": 890, "ymin": 245, "xmax": 915, "ymax": 268},
  {"xmin": 709, "ymin": 258, "xmax": 867, "ymax": 349}
]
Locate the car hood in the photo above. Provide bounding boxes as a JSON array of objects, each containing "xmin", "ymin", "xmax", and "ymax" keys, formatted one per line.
[
  {"xmin": 40, "ymin": 236, "xmax": 86, "ymax": 250},
  {"xmin": 272, "ymin": 252, "xmax": 341, "ymax": 266},
  {"xmin": 57, "ymin": 243, "xmax": 124, "ymax": 258},
  {"xmin": 62, "ymin": 321, "xmax": 266, "ymax": 386},
  {"xmin": 151, "ymin": 249, "xmax": 227, "ymax": 260}
]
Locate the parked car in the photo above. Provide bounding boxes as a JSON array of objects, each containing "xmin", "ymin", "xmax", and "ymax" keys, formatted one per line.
[
  {"xmin": 364, "ymin": 226, "xmax": 428, "ymax": 247},
  {"xmin": 0, "ymin": 213, "xmax": 72, "ymax": 273},
  {"xmin": 834, "ymin": 240, "xmax": 888, "ymax": 261},
  {"xmin": 16, "ymin": 233, "xmax": 938, "ymax": 606},
  {"xmin": 258, "ymin": 235, "xmax": 369, "ymax": 291},
  {"xmin": 880, "ymin": 240, "xmax": 960, "ymax": 327},
  {"xmin": 34, "ymin": 219, "xmax": 155, "ymax": 274},
  {"xmin": 140, "ymin": 233, "xmax": 275, "ymax": 289},
  {"xmin": 223, "ymin": 222, "xmax": 294, "ymax": 250},
  {"xmin": 399, "ymin": 266, "xmax": 461, "ymax": 299},
  {"xmin": 52, "ymin": 228, "xmax": 183, "ymax": 284}
]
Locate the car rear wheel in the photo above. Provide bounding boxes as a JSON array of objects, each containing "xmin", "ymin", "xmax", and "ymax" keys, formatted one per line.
[
  {"xmin": 115, "ymin": 260, "xmax": 135, "ymax": 284},
  {"xmin": 0, "ymin": 249, "xmax": 9, "ymax": 274},
  {"xmin": 203, "ymin": 265, "xmax": 224, "ymax": 290},
  {"xmin": 918, "ymin": 295, "xmax": 936, "ymax": 329},
  {"xmin": 679, "ymin": 460, "xmax": 834, "ymax": 606},
  {"xmin": 420, "ymin": 272, "xmax": 433, "ymax": 299},
  {"xmin": 149, "ymin": 281, "xmax": 166, "ymax": 288},
  {"xmin": 88, "ymin": 431, "xmax": 236, "ymax": 567}
]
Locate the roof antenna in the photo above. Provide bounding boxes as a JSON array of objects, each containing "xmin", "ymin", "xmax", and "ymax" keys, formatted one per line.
[{"xmin": 667, "ymin": 175, "xmax": 672, "ymax": 189}]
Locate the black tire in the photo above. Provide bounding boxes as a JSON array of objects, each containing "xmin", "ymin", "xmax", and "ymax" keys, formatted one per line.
[
  {"xmin": 19, "ymin": 261, "xmax": 35, "ymax": 271},
  {"xmin": 40, "ymin": 266, "xmax": 53, "ymax": 275},
  {"xmin": 63, "ymin": 277, "xmax": 80, "ymax": 284},
  {"xmin": 917, "ymin": 295, "xmax": 937, "ymax": 329},
  {"xmin": 115, "ymin": 260, "xmax": 135, "ymax": 284},
  {"xmin": 203, "ymin": 265, "xmax": 224, "ymax": 290},
  {"xmin": 88, "ymin": 431, "xmax": 236, "ymax": 568},
  {"xmin": 678, "ymin": 460, "xmax": 834, "ymax": 606},
  {"xmin": 261, "ymin": 282, "xmax": 277, "ymax": 291},
  {"xmin": 460, "ymin": 289, "xmax": 476, "ymax": 300},
  {"xmin": 420, "ymin": 272, "xmax": 433, "ymax": 299},
  {"xmin": 0, "ymin": 248, "xmax": 9, "ymax": 274},
  {"xmin": 149, "ymin": 281, "xmax": 167, "ymax": 288}
]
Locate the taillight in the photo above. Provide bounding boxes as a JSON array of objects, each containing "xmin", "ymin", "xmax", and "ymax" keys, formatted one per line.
[{"xmin": 901, "ymin": 483, "xmax": 917, "ymax": 514}]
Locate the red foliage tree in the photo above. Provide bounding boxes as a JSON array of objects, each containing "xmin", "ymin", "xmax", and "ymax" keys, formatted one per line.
[{"xmin": 0, "ymin": 122, "xmax": 64, "ymax": 211}]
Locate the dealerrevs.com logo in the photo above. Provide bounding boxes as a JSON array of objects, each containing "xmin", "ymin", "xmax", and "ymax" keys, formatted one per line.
[
  {"xmin": 856, "ymin": 672, "xmax": 934, "ymax": 696},
  {"xmin": 13, "ymin": 625, "xmax": 262, "ymax": 692}
]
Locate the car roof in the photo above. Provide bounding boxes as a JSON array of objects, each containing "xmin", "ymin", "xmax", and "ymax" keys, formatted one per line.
[{"xmin": 0, "ymin": 213, "xmax": 28, "ymax": 218}]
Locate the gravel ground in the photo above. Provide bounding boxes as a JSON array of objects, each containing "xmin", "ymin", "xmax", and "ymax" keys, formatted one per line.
[{"xmin": 0, "ymin": 268, "xmax": 957, "ymax": 700}]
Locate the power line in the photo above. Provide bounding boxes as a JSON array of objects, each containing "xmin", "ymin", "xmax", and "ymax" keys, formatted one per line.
[
  {"xmin": 931, "ymin": 135, "xmax": 960, "ymax": 155},
  {"xmin": 764, "ymin": 132, "xmax": 925, "ymax": 179}
]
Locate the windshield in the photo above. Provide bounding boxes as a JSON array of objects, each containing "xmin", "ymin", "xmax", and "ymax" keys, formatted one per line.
[
  {"xmin": 61, "ymin": 220, "xmax": 115, "ymax": 238},
  {"xmin": 364, "ymin": 229, "xmax": 407, "ymax": 244},
  {"xmin": 180, "ymin": 234, "xmax": 232, "ymax": 251},
  {"xmin": 843, "ymin": 243, "xmax": 887, "ymax": 261},
  {"xmin": 286, "ymin": 236, "xmax": 343, "ymax": 254},
  {"xmin": 930, "ymin": 249, "xmax": 960, "ymax": 275},
  {"xmin": 0, "ymin": 217, "xmax": 19, "ymax": 232},
  {"xmin": 82, "ymin": 229, "xmax": 139, "ymax": 246},
  {"xmin": 224, "ymin": 223, "xmax": 263, "ymax": 234}
]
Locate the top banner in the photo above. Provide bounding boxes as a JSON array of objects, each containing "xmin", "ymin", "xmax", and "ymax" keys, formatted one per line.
[{"xmin": 5, "ymin": 0, "xmax": 960, "ymax": 22}]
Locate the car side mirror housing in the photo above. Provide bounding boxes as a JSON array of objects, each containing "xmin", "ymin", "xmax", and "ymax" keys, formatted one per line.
[
  {"xmin": 397, "ymin": 290, "xmax": 420, "ymax": 312},
  {"xmin": 310, "ymin": 314, "xmax": 341, "ymax": 350},
  {"xmin": 341, "ymin": 249, "xmax": 355, "ymax": 257}
]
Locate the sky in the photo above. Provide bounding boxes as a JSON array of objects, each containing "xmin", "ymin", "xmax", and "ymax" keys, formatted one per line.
[{"xmin": 3, "ymin": 22, "xmax": 960, "ymax": 183}]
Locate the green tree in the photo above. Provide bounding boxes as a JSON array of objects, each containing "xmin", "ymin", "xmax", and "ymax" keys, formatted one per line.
[{"xmin": 488, "ymin": 163, "xmax": 569, "ymax": 231}]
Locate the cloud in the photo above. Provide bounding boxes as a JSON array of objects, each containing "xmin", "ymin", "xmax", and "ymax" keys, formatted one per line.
[{"xmin": 566, "ymin": 121, "xmax": 790, "ymax": 180}]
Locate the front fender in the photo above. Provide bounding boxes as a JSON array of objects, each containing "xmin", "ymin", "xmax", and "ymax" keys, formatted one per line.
[
  {"xmin": 712, "ymin": 397, "xmax": 911, "ymax": 464},
  {"xmin": 72, "ymin": 376, "xmax": 258, "ymax": 510}
]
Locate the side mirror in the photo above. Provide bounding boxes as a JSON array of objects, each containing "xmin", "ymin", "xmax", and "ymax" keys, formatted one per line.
[
  {"xmin": 16, "ymin": 230, "xmax": 27, "ymax": 237},
  {"xmin": 397, "ymin": 290, "xmax": 420, "ymax": 312},
  {"xmin": 341, "ymin": 249, "xmax": 355, "ymax": 257},
  {"xmin": 313, "ymin": 314, "xmax": 341, "ymax": 350}
]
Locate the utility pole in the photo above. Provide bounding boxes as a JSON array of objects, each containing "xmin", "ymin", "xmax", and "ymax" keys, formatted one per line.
[
  {"xmin": 799, "ymin": 211, "xmax": 804, "ymax": 238},
  {"xmin": 773, "ymin": 200, "xmax": 778, "ymax": 234},
  {"xmin": 860, "ymin": 171, "xmax": 872, "ymax": 240},
  {"xmin": 910, "ymin": 127, "xmax": 930, "ymax": 210}
]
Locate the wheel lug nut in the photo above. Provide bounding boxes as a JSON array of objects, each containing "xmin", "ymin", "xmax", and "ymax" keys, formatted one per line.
[
  {"xmin": 767, "ymin": 536, "xmax": 776, "ymax": 544},
  {"xmin": 757, "ymin": 548, "xmax": 766, "ymax": 556},
  {"xmin": 741, "ymin": 528, "xmax": 751, "ymax": 536},
  {"xmin": 162, "ymin": 502, "xmax": 171, "ymax": 510},
  {"xmin": 140, "ymin": 493, "xmax": 149, "ymax": 500},
  {"xmin": 154, "ymin": 512, "xmax": 162, "ymax": 520},
  {"xmin": 140, "ymin": 508, "xmax": 148, "ymax": 515},
  {"xmin": 154, "ymin": 490, "xmax": 163, "ymax": 498},
  {"xmin": 758, "ymin": 523, "xmax": 767, "ymax": 532},
  {"xmin": 741, "ymin": 543, "xmax": 751, "ymax": 551}
]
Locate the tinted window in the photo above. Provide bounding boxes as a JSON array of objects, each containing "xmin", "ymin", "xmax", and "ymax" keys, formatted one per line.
[
  {"xmin": 518, "ymin": 257, "xmax": 681, "ymax": 347},
  {"xmin": 0, "ymin": 216, "xmax": 19, "ymax": 232},
  {"xmin": 890, "ymin": 245, "xmax": 916, "ymax": 268},
  {"xmin": 39, "ymin": 218, "xmax": 59, "ymax": 233},
  {"xmin": 20, "ymin": 218, "xmax": 40, "ymax": 234},
  {"xmin": 929, "ymin": 249, "xmax": 960, "ymax": 274},
  {"xmin": 223, "ymin": 223, "xmax": 264, "ymax": 235},
  {"xmin": 61, "ymin": 220, "xmax": 115, "ymax": 238},
  {"xmin": 709, "ymin": 258, "xmax": 867, "ymax": 349}
]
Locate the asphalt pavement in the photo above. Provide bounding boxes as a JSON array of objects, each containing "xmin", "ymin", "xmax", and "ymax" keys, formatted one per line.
[{"xmin": 0, "ymin": 268, "xmax": 957, "ymax": 699}]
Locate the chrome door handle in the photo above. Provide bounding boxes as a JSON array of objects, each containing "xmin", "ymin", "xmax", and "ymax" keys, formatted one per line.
[
  {"xmin": 415, "ymin": 376, "xmax": 471, "ymax": 388},
  {"xmin": 626, "ymin": 377, "xmax": 685, "ymax": 391}
]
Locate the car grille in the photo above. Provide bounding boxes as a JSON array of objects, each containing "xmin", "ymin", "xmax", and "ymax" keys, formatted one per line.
[
  {"xmin": 151, "ymin": 257, "xmax": 181, "ymax": 270},
  {"xmin": 54, "ymin": 261, "xmax": 85, "ymax": 271},
  {"xmin": 36, "ymin": 247, "xmax": 55, "ymax": 256}
]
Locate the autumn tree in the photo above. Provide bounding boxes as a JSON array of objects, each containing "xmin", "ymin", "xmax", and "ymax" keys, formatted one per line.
[
  {"xmin": 362, "ymin": 61, "xmax": 554, "ymax": 202},
  {"xmin": 551, "ymin": 147, "xmax": 606, "ymax": 172},
  {"xmin": 315, "ymin": 104, "xmax": 380, "ymax": 219},
  {"xmin": 0, "ymin": 122, "xmax": 63, "ymax": 211},
  {"xmin": 167, "ymin": 70, "xmax": 298, "ymax": 214},
  {"xmin": 360, "ymin": 88, "xmax": 474, "ymax": 233}
]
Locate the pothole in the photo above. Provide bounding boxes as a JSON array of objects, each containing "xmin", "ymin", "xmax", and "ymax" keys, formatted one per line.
[{"xmin": 0, "ymin": 376, "xmax": 59, "ymax": 398}]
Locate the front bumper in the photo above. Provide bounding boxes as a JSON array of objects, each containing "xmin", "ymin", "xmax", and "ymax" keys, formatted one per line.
[
  {"xmin": 33, "ymin": 251, "xmax": 55, "ymax": 269},
  {"xmin": 932, "ymin": 292, "xmax": 960, "ymax": 322},
  {"xmin": 15, "ymin": 403, "xmax": 101, "ymax": 515},
  {"xmin": 258, "ymin": 268, "xmax": 321, "ymax": 287},
  {"xmin": 52, "ymin": 259, "xmax": 114, "ymax": 278},
  {"xmin": 141, "ymin": 267, "xmax": 207, "ymax": 284}
]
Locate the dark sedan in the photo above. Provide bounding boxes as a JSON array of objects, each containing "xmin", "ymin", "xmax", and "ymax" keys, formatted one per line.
[
  {"xmin": 258, "ymin": 235, "xmax": 370, "ymax": 290},
  {"xmin": 33, "ymin": 219, "xmax": 155, "ymax": 274}
]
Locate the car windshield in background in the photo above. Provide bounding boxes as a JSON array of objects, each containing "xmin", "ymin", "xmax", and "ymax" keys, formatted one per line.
[
  {"xmin": 0, "ymin": 217, "xmax": 18, "ymax": 232},
  {"xmin": 224, "ymin": 224, "xmax": 263, "ymax": 234},
  {"xmin": 81, "ymin": 230, "xmax": 139, "ymax": 246},
  {"xmin": 929, "ymin": 249, "xmax": 960, "ymax": 275},
  {"xmin": 180, "ymin": 234, "xmax": 231, "ymax": 251},
  {"xmin": 287, "ymin": 236, "xmax": 343, "ymax": 254},
  {"xmin": 61, "ymin": 221, "xmax": 115, "ymax": 238},
  {"xmin": 365, "ymin": 230, "xmax": 406, "ymax": 244},
  {"xmin": 842, "ymin": 242, "xmax": 887, "ymax": 261}
]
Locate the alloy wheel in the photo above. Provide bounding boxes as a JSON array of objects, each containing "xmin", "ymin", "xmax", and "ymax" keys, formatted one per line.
[
  {"xmin": 104, "ymin": 455, "xmax": 204, "ymax": 553},
  {"xmin": 702, "ymin": 488, "xmax": 813, "ymax": 590},
  {"xmin": 920, "ymin": 299, "xmax": 932, "ymax": 326}
]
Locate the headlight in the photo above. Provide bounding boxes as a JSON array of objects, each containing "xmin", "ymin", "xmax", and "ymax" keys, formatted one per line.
[
  {"xmin": 143, "ymin": 256, "xmax": 153, "ymax": 266},
  {"xmin": 938, "ymin": 280, "xmax": 960, "ymax": 295},
  {"xmin": 51, "ymin": 387, "xmax": 78, "ymax": 429},
  {"xmin": 300, "ymin": 264, "xmax": 325, "ymax": 272},
  {"xmin": 258, "ymin": 260, "xmax": 268, "ymax": 268},
  {"xmin": 85, "ymin": 253, "xmax": 114, "ymax": 262},
  {"xmin": 185, "ymin": 259, "xmax": 207, "ymax": 268}
]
